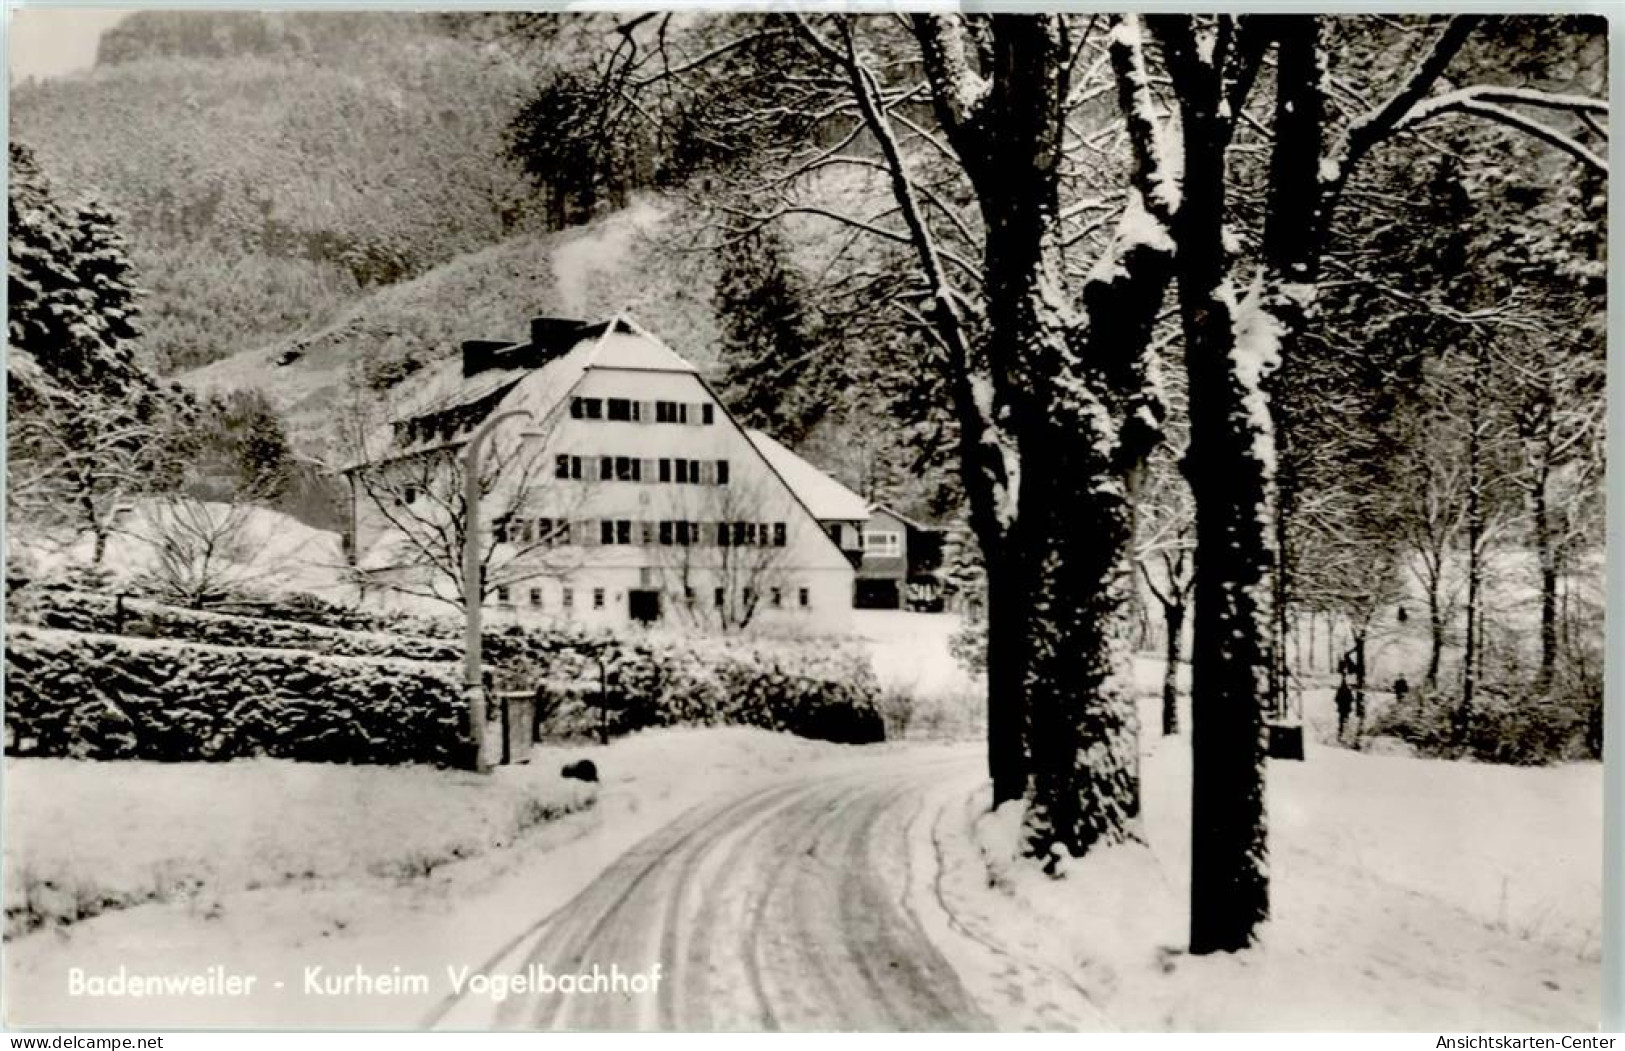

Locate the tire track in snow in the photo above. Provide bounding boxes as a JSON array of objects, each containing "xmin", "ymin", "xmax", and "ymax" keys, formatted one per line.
[{"xmin": 435, "ymin": 748, "xmax": 1088, "ymax": 1032}]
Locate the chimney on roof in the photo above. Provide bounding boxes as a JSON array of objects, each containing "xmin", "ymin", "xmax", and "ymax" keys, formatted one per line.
[
  {"xmin": 461, "ymin": 340, "xmax": 513, "ymax": 378},
  {"xmin": 462, "ymin": 318, "xmax": 591, "ymax": 377}
]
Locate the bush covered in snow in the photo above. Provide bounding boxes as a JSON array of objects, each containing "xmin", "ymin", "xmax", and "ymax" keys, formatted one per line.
[
  {"xmin": 5, "ymin": 627, "xmax": 466, "ymax": 765},
  {"xmin": 12, "ymin": 589, "xmax": 462, "ymax": 663},
  {"xmin": 7, "ymin": 590, "xmax": 885, "ymax": 749},
  {"xmin": 514, "ymin": 631, "xmax": 885, "ymax": 745},
  {"xmin": 1367, "ymin": 684, "xmax": 1598, "ymax": 765}
]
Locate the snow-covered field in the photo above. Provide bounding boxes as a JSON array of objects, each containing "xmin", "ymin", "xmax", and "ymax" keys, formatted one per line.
[
  {"xmin": 1, "ymin": 728, "xmax": 878, "ymax": 1028},
  {"xmin": 848, "ymin": 609, "xmax": 987, "ymax": 739},
  {"xmin": 4, "ymin": 758, "xmax": 596, "ymax": 939},
  {"xmin": 958, "ymin": 732, "xmax": 1602, "ymax": 1030}
]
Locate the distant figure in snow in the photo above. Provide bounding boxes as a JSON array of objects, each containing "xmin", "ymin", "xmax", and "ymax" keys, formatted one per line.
[
  {"xmin": 1393, "ymin": 675, "xmax": 1410, "ymax": 704},
  {"xmin": 1335, "ymin": 678, "xmax": 1356, "ymax": 741}
]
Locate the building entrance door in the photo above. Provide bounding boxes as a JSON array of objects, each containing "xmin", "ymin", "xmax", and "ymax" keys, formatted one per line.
[{"xmin": 628, "ymin": 589, "xmax": 661, "ymax": 625}]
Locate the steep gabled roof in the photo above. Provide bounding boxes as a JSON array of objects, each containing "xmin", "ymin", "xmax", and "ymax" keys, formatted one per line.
[
  {"xmin": 585, "ymin": 317, "xmax": 698, "ymax": 373},
  {"xmin": 744, "ymin": 430, "xmax": 869, "ymax": 523}
]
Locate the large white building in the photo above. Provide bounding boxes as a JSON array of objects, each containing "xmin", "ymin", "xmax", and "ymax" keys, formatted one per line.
[{"xmin": 343, "ymin": 315, "xmax": 865, "ymax": 634}]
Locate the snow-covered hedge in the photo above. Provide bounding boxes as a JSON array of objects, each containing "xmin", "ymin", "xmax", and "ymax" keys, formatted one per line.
[
  {"xmin": 12, "ymin": 590, "xmax": 462, "ymax": 663},
  {"xmin": 517, "ymin": 633, "xmax": 885, "ymax": 745},
  {"xmin": 4, "ymin": 627, "xmax": 467, "ymax": 765},
  {"xmin": 8, "ymin": 590, "xmax": 885, "ymax": 747}
]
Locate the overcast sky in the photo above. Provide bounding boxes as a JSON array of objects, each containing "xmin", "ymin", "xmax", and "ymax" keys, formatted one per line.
[{"xmin": 10, "ymin": 8, "xmax": 132, "ymax": 81}]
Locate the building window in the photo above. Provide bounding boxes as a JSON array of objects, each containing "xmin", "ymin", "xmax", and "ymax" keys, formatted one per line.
[
  {"xmin": 676, "ymin": 520, "xmax": 691, "ymax": 546},
  {"xmin": 608, "ymin": 398, "xmax": 633, "ymax": 421},
  {"xmin": 600, "ymin": 520, "xmax": 614, "ymax": 545},
  {"xmin": 494, "ymin": 585, "xmax": 511, "ymax": 605},
  {"xmin": 400, "ymin": 484, "xmax": 419, "ymax": 505},
  {"xmin": 716, "ymin": 460, "xmax": 729, "ymax": 485},
  {"xmin": 702, "ymin": 403, "xmax": 714, "ymax": 425},
  {"xmin": 570, "ymin": 397, "xmax": 603, "ymax": 420},
  {"xmin": 555, "ymin": 454, "xmax": 570, "ymax": 479},
  {"xmin": 674, "ymin": 459, "xmax": 689, "ymax": 484},
  {"xmin": 617, "ymin": 520, "xmax": 632, "ymax": 545},
  {"xmin": 493, "ymin": 516, "xmax": 510, "ymax": 544},
  {"xmin": 599, "ymin": 456, "xmax": 613, "ymax": 481},
  {"xmin": 799, "ymin": 586, "xmax": 810, "ymax": 608},
  {"xmin": 563, "ymin": 588, "xmax": 574, "ymax": 609},
  {"xmin": 773, "ymin": 522, "xmax": 786, "ymax": 547},
  {"xmin": 529, "ymin": 587, "xmax": 543, "ymax": 608},
  {"xmin": 863, "ymin": 530, "xmax": 902, "ymax": 558},
  {"xmin": 516, "ymin": 519, "xmax": 533, "ymax": 544},
  {"xmin": 641, "ymin": 521, "xmax": 655, "ymax": 545},
  {"xmin": 615, "ymin": 456, "xmax": 640, "ymax": 482},
  {"xmin": 593, "ymin": 588, "xmax": 605, "ymax": 610},
  {"xmin": 659, "ymin": 458, "xmax": 672, "ymax": 483},
  {"xmin": 714, "ymin": 587, "xmax": 725, "ymax": 609},
  {"xmin": 771, "ymin": 587, "xmax": 782, "ymax": 609}
]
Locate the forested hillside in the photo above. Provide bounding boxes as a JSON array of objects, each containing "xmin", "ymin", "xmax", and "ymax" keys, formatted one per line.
[{"xmin": 11, "ymin": 11, "xmax": 539, "ymax": 375}]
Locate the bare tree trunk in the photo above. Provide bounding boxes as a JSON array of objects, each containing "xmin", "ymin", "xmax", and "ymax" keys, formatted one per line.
[
  {"xmin": 1162, "ymin": 599, "xmax": 1185, "ymax": 735},
  {"xmin": 1531, "ymin": 450, "xmax": 1558, "ymax": 693},
  {"xmin": 1459, "ymin": 340, "xmax": 1488, "ymax": 744},
  {"xmin": 1154, "ymin": 14, "xmax": 1285, "ymax": 954},
  {"xmin": 1425, "ymin": 578, "xmax": 1445, "ymax": 689}
]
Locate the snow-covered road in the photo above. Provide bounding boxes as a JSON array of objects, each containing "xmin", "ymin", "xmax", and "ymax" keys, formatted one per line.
[{"xmin": 434, "ymin": 748, "xmax": 1010, "ymax": 1031}]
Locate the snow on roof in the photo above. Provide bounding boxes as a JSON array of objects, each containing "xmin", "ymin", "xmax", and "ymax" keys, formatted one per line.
[
  {"xmin": 745, "ymin": 430, "xmax": 869, "ymax": 523},
  {"xmin": 348, "ymin": 316, "xmax": 691, "ymax": 471},
  {"xmin": 585, "ymin": 325, "xmax": 698, "ymax": 374},
  {"xmin": 870, "ymin": 504, "xmax": 939, "ymax": 532}
]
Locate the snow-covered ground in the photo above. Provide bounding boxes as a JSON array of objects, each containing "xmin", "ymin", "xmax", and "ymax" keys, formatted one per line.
[
  {"xmin": 1, "ymin": 601, "xmax": 1602, "ymax": 1031},
  {"xmin": 4, "ymin": 758, "xmax": 595, "ymax": 939},
  {"xmin": 953, "ymin": 731, "xmax": 1602, "ymax": 1030},
  {"xmin": 847, "ymin": 609, "xmax": 988, "ymax": 739},
  {"xmin": 1, "ymin": 728, "xmax": 878, "ymax": 1028}
]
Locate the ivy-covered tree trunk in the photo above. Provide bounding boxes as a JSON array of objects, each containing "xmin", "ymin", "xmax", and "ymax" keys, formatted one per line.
[
  {"xmin": 1016, "ymin": 370, "xmax": 1146, "ymax": 862},
  {"xmin": 982, "ymin": 548, "xmax": 1031, "ymax": 805},
  {"xmin": 904, "ymin": 14, "xmax": 1175, "ymax": 855},
  {"xmin": 974, "ymin": 17, "xmax": 1183, "ymax": 862}
]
